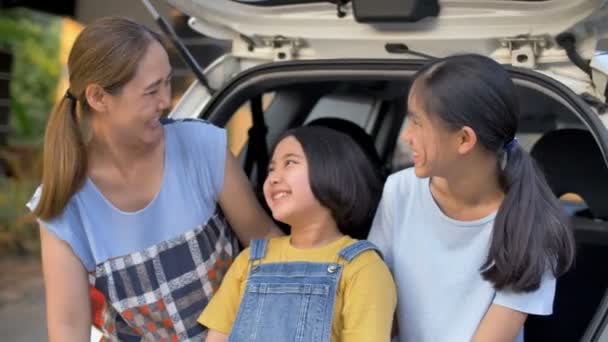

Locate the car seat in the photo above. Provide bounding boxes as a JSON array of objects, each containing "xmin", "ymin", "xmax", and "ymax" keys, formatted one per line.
[
  {"xmin": 525, "ymin": 128, "xmax": 608, "ymax": 341},
  {"xmin": 306, "ymin": 117, "xmax": 385, "ymax": 179}
]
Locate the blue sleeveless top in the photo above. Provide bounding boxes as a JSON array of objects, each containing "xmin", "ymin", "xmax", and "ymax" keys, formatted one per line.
[
  {"xmin": 28, "ymin": 119, "xmax": 240, "ymax": 341},
  {"xmin": 28, "ymin": 119, "xmax": 227, "ymax": 270}
]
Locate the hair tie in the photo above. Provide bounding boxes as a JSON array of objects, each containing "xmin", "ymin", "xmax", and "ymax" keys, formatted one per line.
[
  {"xmin": 503, "ymin": 137, "xmax": 518, "ymax": 152},
  {"xmin": 64, "ymin": 90, "xmax": 76, "ymax": 101}
]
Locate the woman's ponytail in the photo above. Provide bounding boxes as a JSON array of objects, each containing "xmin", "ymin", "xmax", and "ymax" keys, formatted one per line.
[{"xmin": 34, "ymin": 94, "xmax": 88, "ymax": 220}]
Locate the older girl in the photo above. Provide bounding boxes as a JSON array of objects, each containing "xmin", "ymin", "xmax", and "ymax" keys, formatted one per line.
[{"xmin": 369, "ymin": 54, "xmax": 575, "ymax": 342}]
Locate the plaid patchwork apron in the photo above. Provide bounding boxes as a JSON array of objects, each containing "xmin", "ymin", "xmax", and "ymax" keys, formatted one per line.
[{"xmin": 90, "ymin": 209, "xmax": 238, "ymax": 341}]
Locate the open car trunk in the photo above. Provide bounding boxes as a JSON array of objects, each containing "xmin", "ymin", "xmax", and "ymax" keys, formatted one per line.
[{"xmin": 178, "ymin": 59, "xmax": 608, "ymax": 341}]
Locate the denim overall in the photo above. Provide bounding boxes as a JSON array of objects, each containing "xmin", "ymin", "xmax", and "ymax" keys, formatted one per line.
[{"xmin": 228, "ymin": 238, "xmax": 381, "ymax": 342}]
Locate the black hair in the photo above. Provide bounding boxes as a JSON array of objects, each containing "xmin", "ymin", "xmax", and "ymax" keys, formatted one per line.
[
  {"xmin": 271, "ymin": 126, "xmax": 383, "ymax": 239},
  {"xmin": 410, "ymin": 54, "xmax": 575, "ymax": 292}
]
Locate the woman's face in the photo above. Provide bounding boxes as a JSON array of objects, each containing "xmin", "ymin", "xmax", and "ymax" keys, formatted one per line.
[
  {"xmin": 401, "ymin": 91, "xmax": 463, "ymax": 179},
  {"xmin": 263, "ymin": 136, "xmax": 326, "ymax": 227},
  {"xmin": 101, "ymin": 40, "xmax": 172, "ymax": 146}
]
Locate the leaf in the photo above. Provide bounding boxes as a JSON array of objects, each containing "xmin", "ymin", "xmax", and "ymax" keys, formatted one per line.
[{"xmin": 1, "ymin": 8, "xmax": 61, "ymax": 144}]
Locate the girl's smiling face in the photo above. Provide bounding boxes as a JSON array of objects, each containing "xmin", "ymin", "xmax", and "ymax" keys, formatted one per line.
[{"xmin": 263, "ymin": 136, "xmax": 326, "ymax": 226}]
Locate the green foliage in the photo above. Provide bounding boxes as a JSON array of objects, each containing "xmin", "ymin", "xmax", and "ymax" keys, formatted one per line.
[
  {"xmin": 0, "ymin": 8, "xmax": 62, "ymax": 145},
  {"xmin": 0, "ymin": 146, "xmax": 41, "ymax": 256},
  {"xmin": 0, "ymin": 8, "xmax": 61, "ymax": 255},
  {"xmin": 0, "ymin": 176, "xmax": 38, "ymax": 256}
]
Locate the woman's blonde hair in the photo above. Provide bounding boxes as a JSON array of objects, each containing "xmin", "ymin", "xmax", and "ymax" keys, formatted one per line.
[{"xmin": 34, "ymin": 17, "xmax": 165, "ymax": 220}]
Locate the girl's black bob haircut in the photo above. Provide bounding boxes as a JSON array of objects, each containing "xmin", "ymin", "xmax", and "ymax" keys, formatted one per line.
[{"xmin": 271, "ymin": 126, "xmax": 383, "ymax": 239}]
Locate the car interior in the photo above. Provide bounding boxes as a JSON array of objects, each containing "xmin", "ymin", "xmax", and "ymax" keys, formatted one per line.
[
  {"xmin": 205, "ymin": 67, "xmax": 608, "ymax": 340},
  {"xmin": 526, "ymin": 127, "xmax": 608, "ymax": 341}
]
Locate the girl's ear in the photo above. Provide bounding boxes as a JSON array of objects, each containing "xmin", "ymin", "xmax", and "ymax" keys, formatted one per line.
[{"xmin": 457, "ymin": 126, "xmax": 478, "ymax": 155}]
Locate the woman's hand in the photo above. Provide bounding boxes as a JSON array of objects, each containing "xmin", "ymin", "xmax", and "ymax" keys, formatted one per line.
[
  {"xmin": 40, "ymin": 224, "xmax": 92, "ymax": 341},
  {"xmin": 219, "ymin": 150, "xmax": 283, "ymax": 246},
  {"xmin": 206, "ymin": 329, "xmax": 229, "ymax": 342}
]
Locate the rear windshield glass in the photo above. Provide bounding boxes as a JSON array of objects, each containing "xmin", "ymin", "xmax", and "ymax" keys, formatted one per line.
[
  {"xmin": 232, "ymin": 0, "xmax": 548, "ymax": 5},
  {"xmin": 233, "ymin": 0, "xmax": 324, "ymax": 5}
]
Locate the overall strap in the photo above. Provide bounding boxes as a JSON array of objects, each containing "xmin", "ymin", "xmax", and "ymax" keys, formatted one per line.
[
  {"xmin": 249, "ymin": 239, "xmax": 269, "ymax": 261},
  {"xmin": 338, "ymin": 240, "xmax": 383, "ymax": 262}
]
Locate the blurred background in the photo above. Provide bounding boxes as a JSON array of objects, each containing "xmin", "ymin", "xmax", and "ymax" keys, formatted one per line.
[{"xmin": 0, "ymin": 1, "xmax": 230, "ymax": 340}]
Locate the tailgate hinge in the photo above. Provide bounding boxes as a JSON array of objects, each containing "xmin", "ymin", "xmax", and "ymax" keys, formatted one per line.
[
  {"xmin": 242, "ymin": 34, "xmax": 306, "ymax": 61},
  {"xmin": 499, "ymin": 35, "xmax": 549, "ymax": 68}
]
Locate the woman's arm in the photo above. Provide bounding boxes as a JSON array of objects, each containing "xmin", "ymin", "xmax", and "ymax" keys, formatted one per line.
[
  {"xmin": 472, "ymin": 304, "xmax": 527, "ymax": 342},
  {"xmin": 205, "ymin": 330, "xmax": 229, "ymax": 342},
  {"xmin": 40, "ymin": 224, "xmax": 91, "ymax": 342},
  {"xmin": 219, "ymin": 150, "xmax": 283, "ymax": 246}
]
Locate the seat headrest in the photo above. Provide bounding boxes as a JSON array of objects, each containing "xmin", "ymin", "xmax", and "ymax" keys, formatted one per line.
[
  {"xmin": 306, "ymin": 117, "xmax": 384, "ymax": 174},
  {"xmin": 530, "ymin": 129, "xmax": 608, "ymax": 219}
]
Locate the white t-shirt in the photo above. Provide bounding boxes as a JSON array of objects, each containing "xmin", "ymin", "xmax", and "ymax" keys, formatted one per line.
[{"xmin": 369, "ymin": 168, "xmax": 555, "ymax": 342}]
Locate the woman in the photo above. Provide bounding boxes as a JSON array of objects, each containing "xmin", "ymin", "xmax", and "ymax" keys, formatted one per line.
[{"xmin": 27, "ymin": 17, "xmax": 279, "ymax": 341}]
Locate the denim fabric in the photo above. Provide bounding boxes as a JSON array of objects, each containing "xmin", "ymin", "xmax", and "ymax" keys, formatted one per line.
[{"xmin": 229, "ymin": 239, "xmax": 379, "ymax": 342}]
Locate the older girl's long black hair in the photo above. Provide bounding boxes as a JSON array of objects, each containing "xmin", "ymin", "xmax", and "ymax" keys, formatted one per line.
[{"xmin": 411, "ymin": 54, "xmax": 575, "ymax": 292}]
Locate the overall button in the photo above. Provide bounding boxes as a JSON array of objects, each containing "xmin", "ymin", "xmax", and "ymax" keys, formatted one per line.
[
  {"xmin": 251, "ymin": 265, "xmax": 259, "ymax": 273},
  {"xmin": 327, "ymin": 264, "xmax": 339, "ymax": 273}
]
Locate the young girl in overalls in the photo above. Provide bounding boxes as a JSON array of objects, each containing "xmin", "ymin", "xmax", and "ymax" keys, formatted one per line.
[
  {"xmin": 199, "ymin": 126, "xmax": 397, "ymax": 341},
  {"xmin": 368, "ymin": 54, "xmax": 576, "ymax": 341}
]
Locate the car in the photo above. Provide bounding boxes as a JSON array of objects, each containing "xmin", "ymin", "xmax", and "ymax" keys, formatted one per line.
[{"xmin": 96, "ymin": 0, "xmax": 608, "ymax": 341}]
